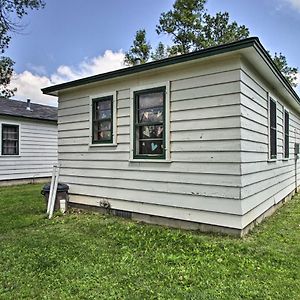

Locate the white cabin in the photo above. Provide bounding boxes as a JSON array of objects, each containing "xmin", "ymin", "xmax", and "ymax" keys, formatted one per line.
[
  {"xmin": 42, "ymin": 37, "xmax": 300, "ymax": 236},
  {"xmin": 0, "ymin": 98, "xmax": 57, "ymax": 184}
]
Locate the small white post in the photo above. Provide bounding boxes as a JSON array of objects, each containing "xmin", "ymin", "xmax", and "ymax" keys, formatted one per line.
[
  {"xmin": 47, "ymin": 165, "xmax": 57, "ymax": 214},
  {"xmin": 49, "ymin": 165, "xmax": 60, "ymax": 219}
]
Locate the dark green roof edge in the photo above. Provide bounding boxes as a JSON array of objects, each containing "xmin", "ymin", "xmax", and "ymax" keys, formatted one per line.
[
  {"xmin": 41, "ymin": 37, "xmax": 299, "ymax": 104},
  {"xmin": 42, "ymin": 37, "xmax": 259, "ymax": 94},
  {"xmin": 252, "ymin": 40, "xmax": 300, "ymax": 104}
]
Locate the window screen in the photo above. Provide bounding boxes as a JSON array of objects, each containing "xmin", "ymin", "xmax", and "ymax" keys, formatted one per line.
[{"xmin": 2, "ymin": 124, "xmax": 19, "ymax": 155}]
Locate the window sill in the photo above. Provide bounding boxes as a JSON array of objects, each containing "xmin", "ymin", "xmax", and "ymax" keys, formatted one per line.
[
  {"xmin": 129, "ymin": 159, "xmax": 171, "ymax": 163},
  {"xmin": 89, "ymin": 143, "xmax": 117, "ymax": 147},
  {"xmin": 282, "ymin": 158, "xmax": 290, "ymax": 161},
  {"xmin": 267, "ymin": 159, "xmax": 277, "ymax": 163},
  {"xmin": 0, "ymin": 155, "xmax": 21, "ymax": 158}
]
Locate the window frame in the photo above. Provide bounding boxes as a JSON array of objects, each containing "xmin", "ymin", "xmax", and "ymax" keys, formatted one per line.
[
  {"xmin": 284, "ymin": 109, "xmax": 289, "ymax": 159},
  {"xmin": 1, "ymin": 123, "xmax": 20, "ymax": 156},
  {"xmin": 269, "ymin": 97, "xmax": 277, "ymax": 160},
  {"xmin": 90, "ymin": 92, "xmax": 116, "ymax": 146},
  {"xmin": 133, "ymin": 86, "xmax": 166, "ymax": 160}
]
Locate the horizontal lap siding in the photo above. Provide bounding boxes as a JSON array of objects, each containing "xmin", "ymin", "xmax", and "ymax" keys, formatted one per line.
[
  {"xmin": 58, "ymin": 61, "xmax": 243, "ymax": 228},
  {"xmin": 240, "ymin": 66, "xmax": 300, "ymax": 226},
  {"xmin": 0, "ymin": 117, "xmax": 57, "ymax": 181}
]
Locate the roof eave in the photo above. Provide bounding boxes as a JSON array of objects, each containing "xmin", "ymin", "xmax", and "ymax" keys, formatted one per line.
[
  {"xmin": 252, "ymin": 41, "xmax": 300, "ymax": 105},
  {"xmin": 42, "ymin": 37, "xmax": 260, "ymax": 96},
  {"xmin": 0, "ymin": 113, "xmax": 57, "ymax": 123},
  {"xmin": 41, "ymin": 36, "xmax": 300, "ymax": 107}
]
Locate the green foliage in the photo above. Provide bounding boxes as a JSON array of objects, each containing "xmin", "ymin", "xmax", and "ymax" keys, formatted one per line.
[
  {"xmin": 156, "ymin": 0, "xmax": 249, "ymax": 54},
  {"xmin": 0, "ymin": 0, "xmax": 45, "ymax": 97},
  {"xmin": 151, "ymin": 42, "xmax": 170, "ymax": 61},
  {"xmin": 124, "ymin": 29, "xmax": 152, "ymax": 66},
  {"xmin": 0, "ymin": 184, "xmax": 300, "ymax": 299},
  {"xmin": 125, "ymin": 0, "xmax": 250, "ymax": 64},
  {"xmin": 125, "ymin": 0, "xmax": 298, "ymax": 88},
  {"xmin": 0, "ymin": 56, "xmax": 16, "ymax": 98},
  {"xmin": 200, "ymin": 12, "xmax": 250, "ymax": 49},
  {"xmin": 156, "ymin": 0, "xmax": 206, "ymax": 54},
  {"xmin": 272, "ymin": 52, "xmax": 299, "ymax": 87}
]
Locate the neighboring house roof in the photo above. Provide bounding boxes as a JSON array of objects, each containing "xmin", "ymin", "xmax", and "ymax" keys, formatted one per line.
[
  {"xmin": 0, "ymin": 98, "xmax": 57, "ymax": 122},
  {"xmin": 41, "ymin": 37, "xmax": 300, "ymax": 109}
]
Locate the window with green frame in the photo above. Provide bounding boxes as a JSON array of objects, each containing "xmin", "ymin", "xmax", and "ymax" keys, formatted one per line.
[
  {"xmin": 269, "ymin": 98, "xmax": 277, "ymax": 159},
  {"xmin": 284, "ymin": 110, "xmax": 289, "ymax": 158},
  {"xmin": 92, "ymin": 96, "xmax": 113, "ymax": 144},
  {"xmin": 134, "ymin": 87, "xmax": 166, "ymax": 159}
]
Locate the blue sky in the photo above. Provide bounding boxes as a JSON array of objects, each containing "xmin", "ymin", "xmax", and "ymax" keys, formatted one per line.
[{"xmin": 6, "ymin": 0, "xmax": 300, "ymax": 106}]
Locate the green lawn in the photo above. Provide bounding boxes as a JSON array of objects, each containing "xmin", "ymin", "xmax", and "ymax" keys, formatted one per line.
[{"xmin": 0, "ymin": 184, "xmax": 299, "ymax": 300}]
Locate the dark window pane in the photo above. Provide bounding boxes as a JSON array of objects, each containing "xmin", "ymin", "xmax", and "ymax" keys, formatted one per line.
[
  {"xmin": 270, "ymin": 99, "xmax": 276, "ymax": 129},
  {"xmin": 285, "ymin": 136, "xmax": 289, "ymax": 158},
  {"xmin": 3, "ymin": 127, "xmax": 18, "ymax": 140},
  {"xmin": 284, "ymin": 111, "xmax": 289, "ymax": 158},
  {"xmin": 100, "ymin": 120, "xmax": 111, "ymax": 131},
  {"xmin": 285, "ymin": 111, "xmax": 289, "ymax": 135},
  {"xmin": 93, "ymin": 122, "xmax": 112, "ymax": 141},
  {"xmin": 98, "ymin": 131, "xmax": 111, "ymax": 141},
  {"xmin": 139, "ymin": 140, "xmax": 163, "ymax": 155},
  {"xmin": 98, "ymin": 100, "xmax": 111, "ymax": 110},
  {"xmin": 140, "ymin": 125, "xmax": 164, "ymax": 139},
  {"xmin": 139, "ymin": 92, "xmax": 164, "ymax": 109},
  {"xmin": 139, "ymin": 107, "xmax": 163, "ymax": 123},
  {"xmin": 97, "ymin": 109, "xmax": 111, "ymax": 120},
  {"xmin": 270, "ymin": 128, "xmax": 277, "ymax": 158},
  {"xmin": 270, "ymin": 99, "xmax": 277, "ymax": 158}
]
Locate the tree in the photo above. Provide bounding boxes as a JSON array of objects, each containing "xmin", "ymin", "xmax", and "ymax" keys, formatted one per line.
[
  {"xmin": 125, "ymin": 0, "xmax": 298, "ymax": 87},
  {"xmin": 0, "ymin": 0, "xmax": 45, "ymax": 97},
  {"xmin": 272, "ymin": 52, "xmax": 298, "ymax": 88},
  {"xmin": 200, "ymin": 12, "xmax": 249, "ymax": 49},
  {"xmin": 151, "ymin": 42, "xmax": 170, "ymax": 61},
  {"xmin": 124, "ymin": 29, "xmax": 152, "ymax": 66},
  {"xmin": 156, "ymin": 0, "xmax": 205, "ymax": 54},
  {"xmin": 0, "ymin": 57, "xmax": 16, "ymax": 97},
  {"xmin": 127, "ymin": 0, "xmax": 250, "ymax": 60}
]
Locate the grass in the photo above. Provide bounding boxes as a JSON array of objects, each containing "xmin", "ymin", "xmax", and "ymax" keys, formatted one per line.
[{"xmin": 0, "ymin": 184, "xmax": 299, "ymax": 299}]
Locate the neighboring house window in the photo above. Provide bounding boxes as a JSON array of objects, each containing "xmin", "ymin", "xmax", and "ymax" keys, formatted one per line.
[
  {"xmin": 1, "ymin": 124, "xmax": 19, "ymax": 155},
  {"xmin": 269, "ymin": 98, "xmax": 277, "ymax": 159},
  {"xmin": 134, "ymin": 87, "xmax": 166, "ymax": 159},
  {"xmin": 92, "ymin": 96, "xmax": 113, "ymax": 144},
  {"xmin": 284, "ymin": 110, "xmax": 289, "ymax": 158}
]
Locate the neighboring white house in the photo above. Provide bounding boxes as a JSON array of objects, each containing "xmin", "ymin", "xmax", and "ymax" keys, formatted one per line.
[
  {"xmin": 0, "ymin": 98, "xmax": 57, "ymax": 184},
  {"xmin": 42, "ymin": 37, "xmax": 300, "ymax": 236}
]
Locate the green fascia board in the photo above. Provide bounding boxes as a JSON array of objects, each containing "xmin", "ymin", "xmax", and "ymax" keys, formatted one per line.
[
  {"xmin": 252, "ymin": 39, "xmax": 300, "ymax": 105},
  {"xmin": 41, "ymin": 37, "xmax": 300, "ymax": 105}
]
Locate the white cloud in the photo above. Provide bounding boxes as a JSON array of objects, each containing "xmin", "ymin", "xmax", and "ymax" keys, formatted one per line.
[
  {"xmin": 286, "ymin": 0, "xmax": 300, "ymax": 12},
  {"xmin": 50, "ymin": 50, "xmax": 125, "ymax": 84},
  {"xmin": 9, "ymin": 50, "xmax": 125, "ymax": 107},
  {"xmin": 10, "ymin": 71, "xmax": 57, "ymax": 107}
]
